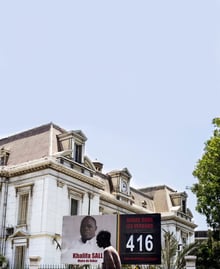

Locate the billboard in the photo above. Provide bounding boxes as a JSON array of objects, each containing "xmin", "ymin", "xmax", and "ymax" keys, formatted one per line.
[
  {"xmin": 61, "ymin": 215, "xmax": 117, "ymax": 264},
  {"xmin": 119, "ymin": 214, "xmax": 161, "ymax": 265},
  {"xmin": 61, "ymin": 214, "xmax": 161, "ymax": 265}
]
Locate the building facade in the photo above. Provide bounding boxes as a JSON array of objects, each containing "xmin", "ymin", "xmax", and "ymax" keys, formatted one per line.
[{"xmin": 0, "ymin": 123, "xmax": 197, "ymax": 268}]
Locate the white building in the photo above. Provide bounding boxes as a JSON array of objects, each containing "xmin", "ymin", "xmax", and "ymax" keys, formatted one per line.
[{"xmin": 0, "ymin": 123, "xmax": 197, "ymax": 268}]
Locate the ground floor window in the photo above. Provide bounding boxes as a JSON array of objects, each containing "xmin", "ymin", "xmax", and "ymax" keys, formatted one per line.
[{"xmin": 14, "ymin": 245, "xmax": 26, "ymax": 269}]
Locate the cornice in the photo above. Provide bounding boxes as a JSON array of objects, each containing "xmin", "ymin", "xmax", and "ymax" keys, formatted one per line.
[
  {"xmin": 161, "ymin": 213, "xmax": 197, "ymax": 229},
  {"xmin": 100, "ymin": 191, "xmax": 151, "ymax": 214},
  {"xmin": 0, "ymin": 157, "xmax": 104, "ymax": 189},
  {"xmin": 100, "ymin": 191, "xmax": 197, "ymax": 228}
]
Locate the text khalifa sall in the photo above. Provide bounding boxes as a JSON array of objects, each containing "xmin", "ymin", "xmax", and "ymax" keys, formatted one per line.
[{"xmin": 72, "ymin": 253, "xmax": 103, "ymax": 263}]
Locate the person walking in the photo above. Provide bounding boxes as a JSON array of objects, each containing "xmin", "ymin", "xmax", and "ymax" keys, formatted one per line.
[{"xmin": 96, "ymin": 230, "xmax": 121, "ymax": 269}]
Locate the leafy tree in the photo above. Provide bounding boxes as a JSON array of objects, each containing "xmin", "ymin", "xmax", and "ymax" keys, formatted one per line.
[
  {"xmin": 195, "ymin": 231, "xmax": 220, "ymax": 269},
  {"xmin": 192, "ymin": 118, "xmax": 220, "ymax": 229}
]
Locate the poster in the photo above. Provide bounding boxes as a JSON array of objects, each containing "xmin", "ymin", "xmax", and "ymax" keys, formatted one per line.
[
  {"xmin": 61, "ymin": 214, "xmax": 161, "ymax": 265},
  {"xmin": 61, "ymin": 215, "xmax": 117, "ymax": 264}
]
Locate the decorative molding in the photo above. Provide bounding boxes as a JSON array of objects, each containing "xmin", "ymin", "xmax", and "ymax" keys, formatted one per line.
[
  {"xmin": 10, "ymin": 230, "xmax": 30, "ymax": 249},
  {"xmin": 99, "ymin": 206, "xmax": 104, "ymax": 213},
  {"xmin": 100, "ymin": 191, "xmax": 148, "ymax": 214},
  {"xmin": 161, "ymin": 214, "xmax": 197, "ymax": 229},
  {"xmin": 29, "ymin": 256, "xmax": 41, "ymax": 266},
  {"xmin": 56, "ymin": 180, "xmax": 64, "ymax": 188},
  {"xmin": 67, "ymin": 186, "xmax": 85, "ymax": 199},
  {"xmin": 0, "ymin": 158, "xmax": 104, "ymax": 189},
  {"xmin": 15, "ymin": 183, "xmax": 34, "ymax": 197},
  {"xmin": 88, "ymin": 192, "xmax": 94, "ymax": 199}
]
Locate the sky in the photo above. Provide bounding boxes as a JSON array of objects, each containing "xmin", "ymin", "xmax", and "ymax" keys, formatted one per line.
[{"xmin": 0, "ymin": 1, "xmax": 220, "ymax": 230}]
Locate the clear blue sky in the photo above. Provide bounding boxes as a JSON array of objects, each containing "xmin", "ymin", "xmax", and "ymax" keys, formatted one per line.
[{"xmin": 1, "ymin": 1, "xmax": 219, "ymax": 230}]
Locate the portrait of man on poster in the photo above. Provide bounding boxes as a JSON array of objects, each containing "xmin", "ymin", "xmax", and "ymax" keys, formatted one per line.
[
  {"xmin": 61, "ymin": 215, "xmax": 117, "ymax": 265},
  {"xmin": 72, "ymin": 215, "xmax": 100, "ymax": 250}
]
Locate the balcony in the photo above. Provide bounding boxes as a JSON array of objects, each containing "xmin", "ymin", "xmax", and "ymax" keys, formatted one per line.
[{"xmin": 56, "ymin": 156, "xmax": 94, "ymax": 177}]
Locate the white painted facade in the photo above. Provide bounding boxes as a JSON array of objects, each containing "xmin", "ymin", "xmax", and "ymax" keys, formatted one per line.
[{"xmin": 0, "ymin": 123, "xmax": 197, "ymax": 268}]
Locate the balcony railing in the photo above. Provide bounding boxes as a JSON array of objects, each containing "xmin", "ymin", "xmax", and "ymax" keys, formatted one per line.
[
  {"xmin": 176, "ymin": 211, "xmax": 192, "ymax": 222},
  {"xmin": 56, "ymin": 156, "xmax": 94, "ymax": 178}
]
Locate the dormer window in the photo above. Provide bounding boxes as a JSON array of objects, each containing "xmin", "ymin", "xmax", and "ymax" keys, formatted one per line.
[
  {"xmin": 74, "ymin": 144, "xmax": 82, "ymax": 163},
  {"xmin": 181, "ymin": 199, "xmax": 186, "ymax": 213},
  {"xmin": 142, "ymin": 200, "xmax": 147, "ymax": 208},
  {"xmin": 0, "ymin": 147, "xmax": 10, "ymax": 166},
  {"xmin": 0, "ymin": 156, "xmax": 4, "ymax": 166},
  {"xmin": 170, "ymin": 191, "xmax": 188, "ymax": 214},
  {"xmin": 57, "ymin": 130, "xmax": 87, "ymax": 163}
]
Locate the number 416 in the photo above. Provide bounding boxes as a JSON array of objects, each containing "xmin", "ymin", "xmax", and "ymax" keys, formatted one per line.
[{"xmin": 126, "ymin": 234, "xmax": 153, "ymax": 252}]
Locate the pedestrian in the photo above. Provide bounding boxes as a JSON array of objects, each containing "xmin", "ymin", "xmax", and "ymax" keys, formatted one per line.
[{"xmin": 96, "ymin": 230, "xmax": 121, "ymax": 269}]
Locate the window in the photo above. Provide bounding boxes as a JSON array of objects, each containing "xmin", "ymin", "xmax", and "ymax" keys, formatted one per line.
[
  {"xmin": 18, "ymin": 193, "xmax": 29, "ymax": 225},
  {"xmin": 58, "ymin": 131, "xmax": 86, "ymax": 162},
  {"xmin": 74, "ymin": 144, "xmax": 82, "ymax": 163},
  {"xmin": 181, "ymin": 199, "xmax": 186, "ymax": 213},
  {"xmin": 68, "ymin": 186, "xmax": 84, "ymax": 215},
  {"xmin": 0, "ymin": 156, "xmax": 4, "ymax": 165},
  {"xmin": 70, "ymin": 198, "xmax": 78, "ymax": 215},
  {"xmin": 0, "ymin": 148, "xmax": 10, "ymax": 166},
  {"xmin": 15, "ymin": 184, "xmax": 33, "ymax": 226},
  {"xmin": 182, "ymin": 236, "xmax": 187, "ymax": 246},
  {"xmin": 14, "ymin": 245, "xmax": 26, "ymax": 269}
]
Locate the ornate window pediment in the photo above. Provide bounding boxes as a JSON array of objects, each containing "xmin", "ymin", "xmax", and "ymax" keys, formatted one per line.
[
  {"xmin": 15, "ymin": 184, "xmax": 34, "ymax": 197},
  {"xmin": 9, "ymin": 229, "xmax": 30, "ymax": 250},
  {"xmin": 67, "ymin": 186, "xmax": 85, "ymax": 200},
  {"xmin": 9, "ymin": 229, "xmax": 29, "ymax": 239},
  {"xmin": 67, "ymin": 186, "xmax": 85, "ymax": 216}
]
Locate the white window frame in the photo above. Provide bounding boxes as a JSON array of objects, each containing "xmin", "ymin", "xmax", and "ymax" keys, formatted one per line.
[
  {"xmin": 14, "ymin": 245, "xmax": 26, "ymax": 269},
  {"xmin": 67, "ymin": 186, "xmax": 84, "ymax": 215},
  {"xmin": 15, "ymin": 184, "xmax": 34, "ymax": 227}
]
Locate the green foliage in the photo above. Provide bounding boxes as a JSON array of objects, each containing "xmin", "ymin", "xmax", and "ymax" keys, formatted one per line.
[
  {"xmin": 161, "ymin": 231, "xmax": 178, "ymax": 269},
  {"xmin": 195, "ymin": 231, "xmax": 220, "ymax": 269},
  {"xmin": 0, "ymin": 255, "xmax": 7, "ymax": 267},
  {"xmin": 192, "ymin": 117, "xmax": 220, "ymax": 228}
]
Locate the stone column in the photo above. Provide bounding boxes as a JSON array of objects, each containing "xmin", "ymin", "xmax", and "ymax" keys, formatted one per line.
[
  {"xmin": 185, "ymin": 255, "xmax": 196, "ymax": 269},
  {"xmin": 29, "ymin": 256, "xmax": 41, "ymax": 269}
]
